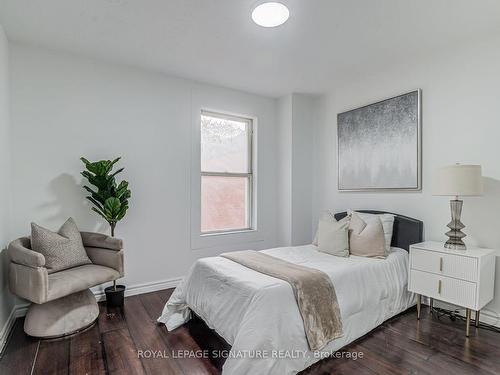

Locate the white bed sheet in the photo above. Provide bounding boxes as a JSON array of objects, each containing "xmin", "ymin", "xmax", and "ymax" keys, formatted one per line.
[{"xmin": 158, "ymin": 245, "xmax": 415, "ymax": 375}]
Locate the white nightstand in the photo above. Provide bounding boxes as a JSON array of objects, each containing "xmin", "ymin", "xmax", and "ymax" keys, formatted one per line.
[{"xmin": 408, "ymin": 241, "xmax": 496, "ymax": 336}]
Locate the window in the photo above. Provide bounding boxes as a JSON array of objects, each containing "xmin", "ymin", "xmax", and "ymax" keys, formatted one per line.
[{"xmin": 200, "ymin": 111, "xmax": 254, "ymax": 234}]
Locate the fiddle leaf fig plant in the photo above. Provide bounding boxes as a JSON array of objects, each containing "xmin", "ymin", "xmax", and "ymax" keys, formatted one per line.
[{"xmin": 80, "ymin": 157, "xmax": 131, "ymax": 236}]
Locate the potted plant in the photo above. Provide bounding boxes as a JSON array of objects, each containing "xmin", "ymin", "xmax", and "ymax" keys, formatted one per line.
[{"xmin": 80, "ymin": 157, "xmax": 131, "ymax": 308}]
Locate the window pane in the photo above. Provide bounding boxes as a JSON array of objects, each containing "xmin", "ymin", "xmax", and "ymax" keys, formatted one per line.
[
  {"xmin": 201, "ymin": 176, "xmax": 249, "ymax": 232},
  {"xmin": 201, "ymin": 113, "xmax": 249, "ymax": 173}
]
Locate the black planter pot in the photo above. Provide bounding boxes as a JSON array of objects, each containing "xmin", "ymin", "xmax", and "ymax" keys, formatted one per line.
[{"xmin": 104, "ymin": 285, "xmax": 126, "ymax": 309}]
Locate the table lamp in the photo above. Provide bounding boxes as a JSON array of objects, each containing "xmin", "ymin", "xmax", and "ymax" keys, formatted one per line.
[{"xmin": 432, "ymin": 164, "xmax": 482, "ymax": 250}]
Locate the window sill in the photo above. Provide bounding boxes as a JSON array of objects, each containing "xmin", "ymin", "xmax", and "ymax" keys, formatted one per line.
[
  {"xmin": 191, "ymin": 228, "xmax": 264, "ymax": 250},
  {"xmin": 200, "ymin": 228, "xmax": 256, "ymax": 237}
]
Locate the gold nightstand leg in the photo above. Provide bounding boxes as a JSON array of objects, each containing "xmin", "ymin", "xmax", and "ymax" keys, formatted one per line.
[
  {"xmin": 475, "ymin": 310, "xmax": 480, "ymax": 328},
  {"xmin": 465, "ymin": 308, "xmax": 471, "ymax": 337},
  {"xmin": 416, "ymin": 294, "xmax": 421, "ymax": 320}
]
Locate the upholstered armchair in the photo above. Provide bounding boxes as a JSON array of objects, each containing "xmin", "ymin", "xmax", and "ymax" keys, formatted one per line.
[{"xmin": 8, "ymin": 231, "xmax": 124, "ymax": 338}]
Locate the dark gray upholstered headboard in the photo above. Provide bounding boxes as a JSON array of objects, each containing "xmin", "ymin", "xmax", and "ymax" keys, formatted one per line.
[{"xmin": 334, "ymin": 210, "xmax": 423, "ymax": 251}]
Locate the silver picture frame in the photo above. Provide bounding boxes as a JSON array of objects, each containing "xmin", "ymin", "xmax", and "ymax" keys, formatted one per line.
[{"xmin": 337, "ymin": 89, "xmax": 422, "ymax": 192}]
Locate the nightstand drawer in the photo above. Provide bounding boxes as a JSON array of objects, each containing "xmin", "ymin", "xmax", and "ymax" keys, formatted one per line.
[
  {"xmin": 409, "ymin": 269, "xmax": 477, "ymax": 309},
  {"xmin": 411, "ymin": 247, "xmax": 478, "ymax": 282}
]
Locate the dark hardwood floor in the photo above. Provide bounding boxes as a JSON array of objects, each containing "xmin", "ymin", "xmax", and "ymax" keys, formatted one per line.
[{"xmin": 1, "ymin": 288, "xmax": 499, "ymax": 374}]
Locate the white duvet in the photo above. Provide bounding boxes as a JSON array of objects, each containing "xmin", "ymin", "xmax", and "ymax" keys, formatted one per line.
[{"xmin": 158, "ymin": 245, "xmax": 415, "ymax": 374}]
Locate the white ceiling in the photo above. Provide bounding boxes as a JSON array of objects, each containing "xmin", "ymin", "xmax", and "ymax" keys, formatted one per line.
[{"xmin": 1, "ymin": 0, "xmax": 500, "ymax": 97}]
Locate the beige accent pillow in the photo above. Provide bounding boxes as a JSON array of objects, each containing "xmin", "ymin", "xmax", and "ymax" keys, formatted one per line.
[
  {"xmin": 317, "ymin": 216, "xmax": 350, "ymax": 257},
  {"xmin": 348, "ymin": 210, "xmax": 394, "ymax": 254},
  {"xmin": 31, "ymin": 217, "xmax": 91, "ymax": 273},
  {"xmin": 348, "ymin": 213, "xmax": 386, "ymax": 259}
]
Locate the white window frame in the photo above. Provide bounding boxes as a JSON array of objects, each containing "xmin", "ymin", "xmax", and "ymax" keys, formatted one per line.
[{"xmin": 200, "ymin": 110, "xmax": 254, "ymax": 235}]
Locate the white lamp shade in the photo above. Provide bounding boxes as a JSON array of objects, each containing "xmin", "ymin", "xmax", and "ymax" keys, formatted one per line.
[{"xmin": 432, "ymin": 164, "xmax": 483, "ymax": 196}]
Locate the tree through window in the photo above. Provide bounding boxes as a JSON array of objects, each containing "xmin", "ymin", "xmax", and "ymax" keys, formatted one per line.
[{"xmin": 200, "ymin": 111, "xmax": 254, "ymax": 233}]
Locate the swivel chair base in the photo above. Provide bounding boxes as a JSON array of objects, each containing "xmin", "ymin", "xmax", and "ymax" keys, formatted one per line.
[{"xmin": 24, "ymin": 289, "xmax": 99, "ymax": 339}]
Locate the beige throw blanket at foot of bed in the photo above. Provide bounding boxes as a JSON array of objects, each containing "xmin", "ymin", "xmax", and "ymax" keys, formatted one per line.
[{"xmin": 221, "ymin": 250, "xmax": 343, "ymax": 350}]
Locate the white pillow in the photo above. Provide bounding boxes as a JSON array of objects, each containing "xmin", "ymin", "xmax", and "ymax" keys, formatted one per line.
[
  {"xmin": 348, "ymin": 210, "xmax": 395, "ymax": 254},
  {"xmin": 317, "ymin": 216, "xmax": 350, "ymax": 257},
  {"xmin": 313, "ymin": 210, "xmax": 337, "ymax": 246}
]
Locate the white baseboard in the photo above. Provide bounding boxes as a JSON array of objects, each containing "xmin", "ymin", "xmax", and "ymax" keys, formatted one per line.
[
  {"xmin": 423, "ymin": 298, "xmax": 500, "ymax": 328},
  {"xmin": 0, "ymin": 308, "xmax": 16, "ymax": 354},
  {"xmin": 0, "ymin": 277, "xmax": 182, "ymax": 354},
  {"xmin": 0, "ymin": 303, "xmax": 29, "ymax": 354},
  {"xmin": 478, "ymin": 309, "xmax": 500, "ymax": 327},
  {"xmin": 93, "ymin": 277, "xmax": 182, "ymax": 302}
]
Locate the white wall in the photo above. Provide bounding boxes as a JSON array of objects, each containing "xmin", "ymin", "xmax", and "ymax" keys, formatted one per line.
[
  {"xmin": 6, "ymin": 27, "xmax": 500, "ymax": 330},
  {"xmin": 9, "ymin": 43, "xmax": 279, "ymax": 291},
  {"xmin": 277, "ymin": 95, "xmax": 293, "ymax": 246},
  {"xmin": 277, "ymin": 93, "xmax": 316, "ymax": 246},
  {"xmin": 0, "ymin": 23, "xmax": 16, "ymax": 351},
  {"xmin": 290, "ymin": 94, "xmax": 315, "ymax": 245},
  {"xmin": 312, "ymin": 35, "xmax": 500, "ymax": 321}
]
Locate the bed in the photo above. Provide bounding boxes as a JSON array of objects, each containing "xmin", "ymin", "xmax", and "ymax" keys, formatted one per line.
[{"xmin": 158, "ymin": 211, "xmax": 423, "ymax": 374}]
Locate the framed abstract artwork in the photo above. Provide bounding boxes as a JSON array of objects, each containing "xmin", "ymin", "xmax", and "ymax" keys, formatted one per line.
[{"xmin": 337, "ymin": 89, "xmax": 421, "ymax": 191}]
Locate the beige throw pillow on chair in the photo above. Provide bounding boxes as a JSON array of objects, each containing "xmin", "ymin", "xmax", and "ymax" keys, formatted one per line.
[
  {"xmin": 317, "ymin": 216, "xmax": 350, "ymax": 257},
  {"xmin": 31, "ymin": 217, "xmax": 91, "ymax": 273},
  {"xmin": 348, "ymin": 213, "xmax": 386, "ymax": 259}
]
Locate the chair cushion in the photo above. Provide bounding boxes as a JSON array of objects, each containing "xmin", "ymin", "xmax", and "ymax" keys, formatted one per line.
[
  {"xmin": 47, "ymin": 264, "xmax": 119, "ymax": 302},
  {"xmin": 31, "ymin": 218, "xmax": 91, "ymax": 273}
]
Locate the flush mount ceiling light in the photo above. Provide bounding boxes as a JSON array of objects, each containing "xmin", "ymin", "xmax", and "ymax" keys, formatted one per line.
[{"xmin": 252, "ymin": 2, "xmax": 290, "ymax": 27}]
